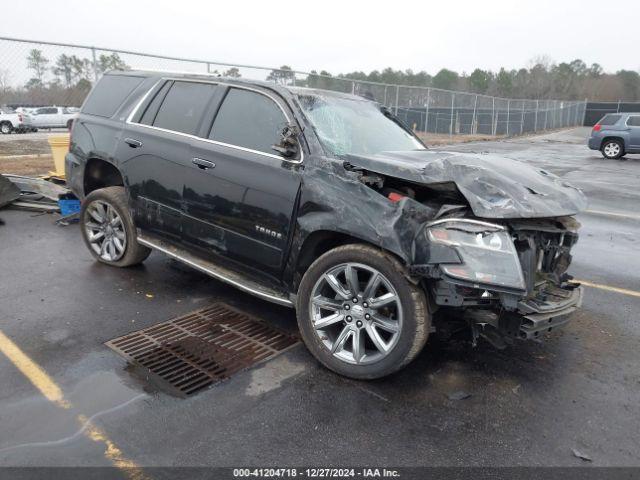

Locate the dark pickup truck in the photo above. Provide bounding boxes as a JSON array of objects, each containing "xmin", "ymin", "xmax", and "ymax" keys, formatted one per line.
[{"xmin": 66, "ymin": 71, "xmax": 586, "ymax": 379}]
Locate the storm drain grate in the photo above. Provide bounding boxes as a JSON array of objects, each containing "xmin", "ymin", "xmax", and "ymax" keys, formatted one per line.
[{"xmin": 106, "ymin": 303, "xmax": 299, "ymax": 396}]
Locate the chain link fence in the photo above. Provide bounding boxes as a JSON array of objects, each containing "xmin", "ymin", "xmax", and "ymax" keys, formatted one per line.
[{"xmin": 0, "ymin": 36, "xmax": 586, "ymax": 138}]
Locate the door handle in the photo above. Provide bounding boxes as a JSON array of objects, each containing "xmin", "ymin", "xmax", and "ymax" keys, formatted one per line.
[
  {"xmin": 124, "ymin": 138, "xmax": 143, "ymax": 148},
  {"xmin": 192, "ymin": 157, "xmax": 216, "ymax": 170}
]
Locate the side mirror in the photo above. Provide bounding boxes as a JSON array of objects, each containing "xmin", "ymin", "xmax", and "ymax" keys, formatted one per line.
[{"xmin": 272, "ymin": 124, "xmax": 300, "ymax": 159}]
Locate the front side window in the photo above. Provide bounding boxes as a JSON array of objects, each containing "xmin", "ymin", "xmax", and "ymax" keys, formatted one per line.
[
  {"xmin": 209, "ymin": 88, "xmax": 287, "ymax": 155},
  {"xmin": 627, "ymin": 116, "xmax": 640, "ymax": 127},
  {"xmin": 153, "ymin": 81, "xmax": 216, "ymax": 135},
  {"xmin": 297, "ymin": 93, "xmax": 425, "ymax": 157}
]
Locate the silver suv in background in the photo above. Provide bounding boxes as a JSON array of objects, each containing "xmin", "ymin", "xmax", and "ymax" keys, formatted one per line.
[{"xmin": 588, "ymin": 113, "xmax": 640, "ymax": 159}]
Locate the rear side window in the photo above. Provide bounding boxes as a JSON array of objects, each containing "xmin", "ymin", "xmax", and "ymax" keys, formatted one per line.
[
  {"xmin": 82, "ymin": 75, "xmax": 144, "ymax": 118},
  {"xmin": 209, "ymin": 88, "xmax": 287, "ymax": 155},
  {"xmin": 599, "ymin": 114, "xmax": 621, "ymax": 126},
  {"xmin": 152, "ymin": 81, "xmax": 216, "ymax": 135},
  {"xmin": 627, "ymin": 116, "xmax": 640, "ymax": 127}
]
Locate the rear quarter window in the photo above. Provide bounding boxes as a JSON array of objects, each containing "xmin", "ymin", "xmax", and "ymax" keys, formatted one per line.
[
  {"xmin": 599, "ymin": 114, "xmax": 622, "ymax": 126},
  {"xmin": 82, "ymin": 74, "xmax": 145, "ymax": 118}
]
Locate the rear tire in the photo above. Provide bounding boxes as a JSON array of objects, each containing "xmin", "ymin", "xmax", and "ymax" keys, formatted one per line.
[
  {"xmin": 0, "ymin": 122, "xmax": 12, "ymax": 134},
  {"xmin": 601, "ymin": 139, "xmax": 624, "ymax": 159},
  {"xmin": 296, "ymin": 244, "xmax": 429, "ymax": 380},
  {"xmin": 67, "ymin": 120, "xmax": 73, "ymax": 130},
  {"xmin": 80, "ymin": 186, "xmax": 151, "ymax": 267}
]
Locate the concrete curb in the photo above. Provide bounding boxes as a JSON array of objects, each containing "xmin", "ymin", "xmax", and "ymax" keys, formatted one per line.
[{"xmin": 0, "ymin": 154, "xmax": 53, "ymax": 160}]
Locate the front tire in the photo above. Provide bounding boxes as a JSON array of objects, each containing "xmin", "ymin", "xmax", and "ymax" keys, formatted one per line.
[
  {"xmin": 80, "ymin": 186, "xmax": 151, "ymax": 267},
  {"xmin": 296, "ymin": 244, "xmax": 429, "ymax": 379},
  {"xmin": 602, "ymin": 139, "xmax": 624, "ymax": 159}
]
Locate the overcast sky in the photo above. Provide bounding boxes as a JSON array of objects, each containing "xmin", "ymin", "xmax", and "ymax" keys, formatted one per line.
[{"xmin": 3, "ymin": 0, "xmax": 639, "ymax": 75}]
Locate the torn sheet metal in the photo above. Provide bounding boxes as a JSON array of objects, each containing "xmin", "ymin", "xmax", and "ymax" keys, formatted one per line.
[
  {"xmin": 0, "ymin": 175, "xmax": 20, "ymax": 208},
  {"xmin": 1, "ymin": 174, "xmax": 71, "ymax": 213},
  {"xmin": 343, "ymin": 150, "xmax": 588, "ymax": 219},
  {"xmin": 3, "ymin": 174, "xmax": 70, "ymax": 201},
  {"xmin": 292, "ymin": 161, "xmax": 437, "ymax": 266}
]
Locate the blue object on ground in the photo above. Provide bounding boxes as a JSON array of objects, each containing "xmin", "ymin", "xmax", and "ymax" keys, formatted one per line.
[{"xmin": 58, "ymin": 198, "xmax": 81, "ymax": 216}]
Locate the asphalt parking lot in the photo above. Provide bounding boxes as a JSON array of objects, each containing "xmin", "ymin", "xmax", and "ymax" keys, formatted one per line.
[{"xmin": 0, "ymin": 127, "xmax": 638, "ymax": 469}]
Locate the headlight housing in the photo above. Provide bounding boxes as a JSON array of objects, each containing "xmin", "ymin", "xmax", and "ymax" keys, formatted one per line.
[{"xmin": 426, "ymin": 219, "xmax": 526, "ymax": 291}]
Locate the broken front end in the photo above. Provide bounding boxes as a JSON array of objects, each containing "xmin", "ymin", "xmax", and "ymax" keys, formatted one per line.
[{"xmin": 411, "ymin": 216, "xmax": 583, "ymax": 347}]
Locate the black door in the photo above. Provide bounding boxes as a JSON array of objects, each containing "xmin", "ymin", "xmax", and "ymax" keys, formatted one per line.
[
  {"xmin": 119, "ymin": 80, "xmax": 217, "ymax": 241},
  {"xmin": 182, "ymin": 86, "xmax": 302, "ymax": 277}
]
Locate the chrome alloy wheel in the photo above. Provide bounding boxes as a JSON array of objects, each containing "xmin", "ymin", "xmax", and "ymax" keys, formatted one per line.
[
  {"xmin": 604, "ymin": 142, "xmax": 621, "ymax": 157},
  {"xmin": 309, "ymin": 262, "xmax": 403, "ymax": 365},
  {"xmin": 84, "ymin": 200, "xmax": 127, "ymax": 262}
]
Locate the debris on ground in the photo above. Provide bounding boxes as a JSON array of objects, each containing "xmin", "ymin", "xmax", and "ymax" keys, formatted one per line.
[
  {"xmin": 55, "ymin": 211, "xmax": 80, "ymax": 226},
  {"xmin": 0, "ymin": 174, "xmax": 20, "ymax": 208},
  {"xmin": 4, "ymin": 174, "xmax": 69, "ymax": 200},
  {"xmin": 447, "ymin": 391, "xmax": 472, "ymax": 401},
  {"xmin": 0, "ymin": 173, "xmax": 78, "ymax": 215},
  {"xmin": 572, "ymin": 448, "xmax": 593, "ymax": 462}
]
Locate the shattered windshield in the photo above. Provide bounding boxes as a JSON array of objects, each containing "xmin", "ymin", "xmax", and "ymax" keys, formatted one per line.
[{"xmin": 297, "ymin": 93, "xmax": 425, "ymax": 157}]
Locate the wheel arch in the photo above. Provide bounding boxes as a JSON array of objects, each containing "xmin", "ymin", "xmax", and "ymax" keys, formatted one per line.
[
  {"xmin": 291, "ymin": 229, "xmax": 408, "ymax": 291},
  {"xmin": 83, "ymin": 158, "xmax": 125, "ymax": 196},
  {"xmin": 601, "ymin": 136, "xmax": 626, "ymax": 150}
]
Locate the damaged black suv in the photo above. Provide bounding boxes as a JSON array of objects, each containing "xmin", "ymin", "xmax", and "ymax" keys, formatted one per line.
[{"xmin": 66, "ymin": 71, "xmax": 586, "ymax": 379}]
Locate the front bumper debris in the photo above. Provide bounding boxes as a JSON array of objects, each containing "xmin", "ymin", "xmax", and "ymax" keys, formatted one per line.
[
  {"xmin": 491, "ymin": 282, "xmax": 583, "ymax": 342},
  {"xmin": 452, "ymin": 282, "xmax": 583, "ymax": 348},
  {"xmin": 516, "ymin": 285, "xmax": 583, "ymax": 339}
]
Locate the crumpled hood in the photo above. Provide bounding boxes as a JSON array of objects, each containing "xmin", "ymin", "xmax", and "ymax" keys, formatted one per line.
[{"xmin": 345, "ymin": 150, "xmax": 588, "ymax": 219}]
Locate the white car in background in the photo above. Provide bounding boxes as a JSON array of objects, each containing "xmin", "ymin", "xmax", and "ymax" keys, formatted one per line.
[
  {"xmin": 26, "ymin": 106, "xmax": 78, "ymax": 130},
  {"xmin": 0, "ymin": 107, "xmax": 32, "ymax": 134},
  {"xmin": 15, "ymin": 107, "xmax": 35, "ymax": 115}
]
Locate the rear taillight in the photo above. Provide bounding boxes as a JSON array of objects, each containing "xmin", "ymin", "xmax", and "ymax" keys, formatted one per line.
[
  {"xmin": 592, "ymin": 124, "xmax": 601, "ymax": 132},
  {"xmin": 18, "ymin": 114, "xmax": 23, "ymax": 122}
]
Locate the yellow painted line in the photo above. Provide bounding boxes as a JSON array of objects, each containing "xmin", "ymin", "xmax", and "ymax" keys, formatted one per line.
[
  {"xmin": 0, "ymin": 329, "xmax": 150, "ymax": 480},
  {"xmin": 577, "ymin": 280, "xmax": 640, "ymax": 298},
  {"xmin": 80, "ymin": 414, "xmax": 149, "ymax": 479},
  {"xmin": 584, "ymin": 209, "xmax": 640, "ymax": 221},
  {"xmin": 0, "ymin": 330, "xmax": 70, "ymax": 409}
]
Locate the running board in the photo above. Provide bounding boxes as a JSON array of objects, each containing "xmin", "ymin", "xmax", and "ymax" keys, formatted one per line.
[{"xmin": 137, "ymin": 234, "xmax": 294, "ymax": 308}]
